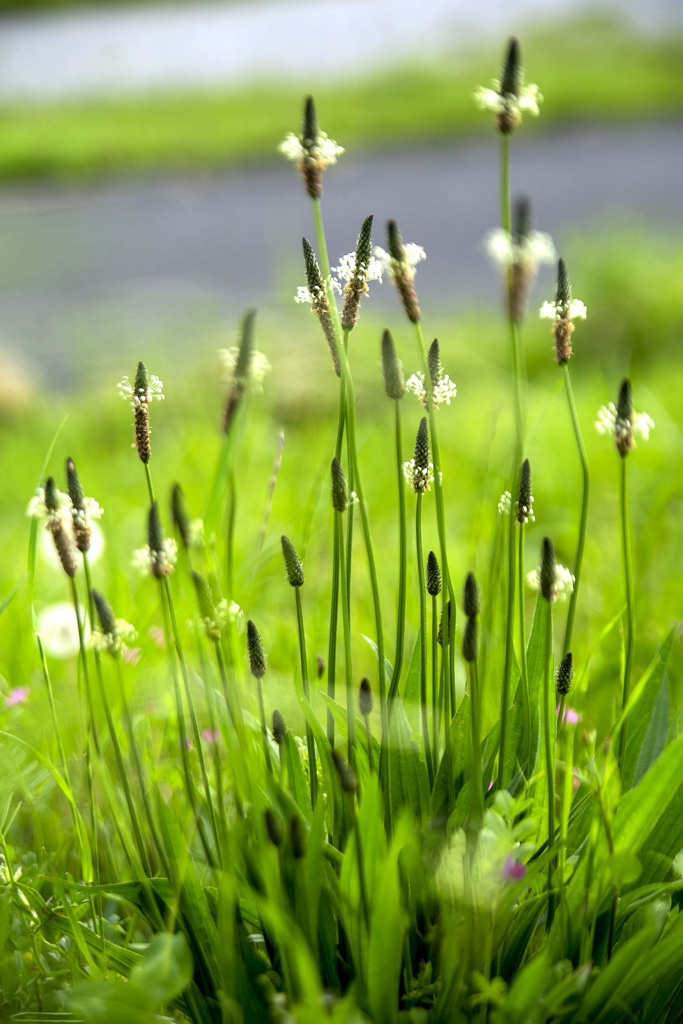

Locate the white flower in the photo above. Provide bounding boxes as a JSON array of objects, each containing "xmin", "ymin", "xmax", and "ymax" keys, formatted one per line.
[
  {"xmin": 473, "ymin": 79, "xmax": 542, "ymax": 126},
  {"xmin": 498, "ymin": 491, "xmax": 512, "ymax": 515},
  {"xmin": 406, "ymin": 370, "xmax": 457, "ymax": 410},
  {"xmin": 37, "ymin": 602, "xmax": 87, "ymax": 658},
  {"xmin": 278, "ymin": 131, "xmax": 344, "ymax": 167},
  {"xmin": 132, "ymin": 539, "xmax": 177, "ymax": 577},
  {"xmin": 540, "ymin": 299, "xmax": 587, "ymax": 321},
  {"xmin": 595, "ymin": 403, "xmax": 655, "ymax": 446},
  {"xmin": 117, "ymin": 373, "xmax": 164, "ymax": 408},
  {"xmin": 90, "ymin": 619, "xmax": 137, "ymax": 658},
  {"xmin": 375, "ymin": 243, "xmax": 426, "ymax": 283},
  {"xmin": 39, "ymin": 520, "xmax": 105, "ymax": 570},
  {"xmin": 485, "ymin": 228, "xmax": 556, "ymax": 270},
  {"xmin": 294, "ymin": 277, "xmax": 341, "ymax": 304},
  {"xmin": 218, "ymin": 347, "xmax": 271, "ymax": 392},
  {"xmin": 526, "ymin": 563, "xmax": 575, "ymax": 602},
  {"xmin": 402, "ymin": 458, "xmax": 440, "ymax": 493},
  {"xmin": 334, "ymin": 251, "xmax": 384, "ymax": 287}
]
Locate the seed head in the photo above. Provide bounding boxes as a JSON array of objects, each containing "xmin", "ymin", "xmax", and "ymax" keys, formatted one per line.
[
  {"xmin": 281, "ymin": 535, "xmax": 304, "ymax": 587},
  {"xmin": 410, "ymin": 417, "xmax": 431, "ymax": 493},
  {"xmin": 265, "ymin": 808, "xmax": 284, "ymax": 847},
  {"xmin": 540, "ymin": 537, "xmax": 556, "ymax": 602},
  {"xmin": 331, "ymin": 457, "xmax": 348, "ymax": 513},
  {"xmin": 556, "ymin": 652, "xmax": 573, "ymax": 696},
  {"xmin": 463, "ymin": 572, "xmax": 480, "ymax": 619},
  {"xmin": 289, "ymin": 815, "xmax": 307, "ymax": 859},
  {"xmin": 616, "ymin": 378, "xmax": 633, "ymax": 457},
  {"xmin": 272, "ymin": 709, "xmax": 288, "ymax": 745},
  {"xmin": 191, "ymin": 571, "xmax": 222, "ymax": 639},
  {"xmin": 332, "ymin": 748, "xmax": 358, "ymax": 794},
  {"xmin": 247, "ymin": 619, "xmax": 267, "ymax": 678},
  {"xmin": 500, "ymin": 37, "xmax": 521, "ymax": 98},
  {"xmin": 90, "ymin": 589, "xmax": 137, "ymax": 657},
  {"xmin": 380, "ymin": 328, "xmax": 405, "ymax": 400},
  {"xmin": 462, "ymin": 617, "xmax": 478, "ymax": 663},
  {"xmin": 303, "ymin": 238, "xmax": 341, "ymax": 376},
  {"xmin": 44, "ymin": 477, "xmax": 78, "ymax": 577},
  {"xmin": 426, "ymin": 550, "xmax": 441, "ymax": 597},
  {"xmin": 384, "ymin": 220, "xmax": 422, "ymax": 323},
  {"xmin": 516, "ymin": 458, "xmax": 534, "ymax": 524},
  {"xmin": 359, "ymin": 676, "xmax": 373, "ymax": 717},
  {"xmin": 92, "ymin": 588, "xmax": 117, "ymax": 637}
]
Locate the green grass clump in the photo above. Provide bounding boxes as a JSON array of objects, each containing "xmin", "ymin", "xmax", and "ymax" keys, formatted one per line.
[
  {"xmin": 1, "ymin": 47, "xmax": 683, "ymax": 1024},
  {"xmin": 0, "ymin": 18, "xmax": 681, "ymax": 180}
]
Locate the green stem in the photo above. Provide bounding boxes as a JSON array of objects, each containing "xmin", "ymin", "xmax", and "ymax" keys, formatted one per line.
[
  {"xmin": 542, "ymin": 600, "xmax": 556, "ymax": 929},
  {"xmin": 431, "ymin": 595, "xmax": 439, "ymax": 775},
  {"xmin": 469, "ymin": 658, "xmax": 484, "ymax": 835},
  {"xmin": 416, "ymin": 494, "xmax": 434, "ymax": 787},
  {"xmin": 327, "ymin": 511, "xmax": 341, "ymax": 747},
  {"xmin": 336, "ymin": 508, "xmax": 356, "ymax": 768},
  {"xmin": 617, "ymin": 457, "xmax": 635, "ymax": 772},
  {"xmin": 498, "ymin": 495, "xmax": 518, "ymax": 791},
  {"xmin": 363, "ymin": 714, "xmax": 374, "ymax": 775},
  {"xmin": 388, "ymin": 398, "xmax": 407, "ymax": 704},
  {"xmin": 517, "ymin": 522, "xmax": 531, "ymax": 758},
  {"xmin": 143, "ymin": 461, "xmax": 155, "ymax": 506},
  {"xmin": 295, "ymin": 586, "xmax": 318, "ymax": 806},
  {"xmin": 561, "ymin": 364, "xmax": 590, "ymax": 654},
  {"xmin": 256, "ymin": 676, "xmax": 273, "ymax": 775}
]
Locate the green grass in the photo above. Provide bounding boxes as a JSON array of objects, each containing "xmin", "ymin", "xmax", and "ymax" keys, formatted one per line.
[{"xmin": 0, "ymin": 18, "xmax": 682, "ymax": 180}]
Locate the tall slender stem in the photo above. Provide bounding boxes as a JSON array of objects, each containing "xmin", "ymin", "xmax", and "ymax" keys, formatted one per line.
[
  {"xmin": 561, "ymin": 364, "xmax": 590, "ymax": 654},
  {"xmin": 617, "ymin": 458, "xmax": 635, "ymax": 771},
  {"xmin": 388, "ymin": 399, "xmax": 407, "ymax": 703},
  {"xmin": 336, "ymin": 508, "xmax": 356, "ymax": 768},
  {"xmin": 517, "ymin": 522, "xmax": 531, "ymax": 756},
  {"xmin": 542, "ymin": 602, "xmax": 556, "ymax": 928},
  {"xmin": 295, "ymin": 587, "xmax": 318, "ymax": 806},
  {"xmin": 415, "ymin": 494, "xmax": 434, "ymax": 787}
]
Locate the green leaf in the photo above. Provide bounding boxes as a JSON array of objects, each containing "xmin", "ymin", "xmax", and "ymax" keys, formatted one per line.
[
  {"xmin": 367, "ymin": 819, "xmax": 412, "ymax": 1024},
  {"xmin": 430, "ymin": 695, "xmax": 471, "ymax": 825},
  {"xmin": 616, "ymin": 628, "xmax": 674, "ymax": 788},
  {"xmin": 632, "ymin": 673, "xmax": 670, "ymax": 788},
  {"xmin": 388, "ymin": 694, "xmax": 431, "ymax": 823},
  {"xmin": 283, "ymin": 731, "xmax": 312, "ymax": 817},
  {"xmin": 130, "ymin": 933, "xmax": 193, "ymax": 1006},
  {"xmin": 579, "ymin": 925, "xmax": 656, "ymax": 1020},
  {"xmin": 69, "ymin": 979, "xmax": 154, "ymax": 1024},
  {"xmin": 523, "ymin": 597, "xmax": 548, "ymax": 780}
]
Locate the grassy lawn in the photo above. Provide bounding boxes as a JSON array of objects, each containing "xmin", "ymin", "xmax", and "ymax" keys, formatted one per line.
[{"xmin": 0, "ymin": 18, "xmax": 681, "ymax": 180}]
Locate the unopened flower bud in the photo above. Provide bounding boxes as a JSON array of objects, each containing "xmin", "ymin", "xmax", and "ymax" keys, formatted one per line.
[
  {"xmin": 272, "ymin": 709, "xmax": 288, "ymax": 745},
  {"xmin": 281, "ymin": 535, "xmax": 304, "ymax": 587},
  {"xmin": 289, "ymin": 814, "xmax": 307, "ymax": 858},
  {"xmin": 331, "ymin": 457, "xmax": 348, "ymax": 512},
  {"xmin": 616, "ymin": 378, "xmax": 633, "ymax": 457},
  {"xmin": 359, "ymin": 677, "xmax": 373, "ymax": 717},
  {"xmin": 381, "ymin": 329, "xmax": 405, "ymax": 400},
  {"xmin": 556, "ymin": 652, "xmax": 573, "ymax": 696},
  {"xmin": 462, "ymin": 617, "xmax": 478, "ymax": 663},
  {"xmin": 247, "ymin": 619, "xmax": 267, "ymax": 678},
  {"xmin": 426, "ymin": 550, "xmax": 441, "ymax": 597},
  {"xmin": 540, "ymin": 537, "xmax": 556, "ymax": 602},
  {"xmin": 516, "ymin": 458, "xmax": 534, "ymax": 524},
  {"xmin": 92, "ymin": 588, "xmax": 117, "ymax": 637},
  {"xmin": 463, "ymin": 572, "xmax": 480, "ymax": 619}
]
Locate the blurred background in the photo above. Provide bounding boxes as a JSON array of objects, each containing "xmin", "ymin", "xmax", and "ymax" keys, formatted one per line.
[{"xmin": 0, "ymin": 0, "xmax": 681, "ymax": 397}]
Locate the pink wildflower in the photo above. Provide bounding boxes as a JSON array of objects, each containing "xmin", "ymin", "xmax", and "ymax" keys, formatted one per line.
[
  {"xmin": 5, "ymin": 686, "xmax": 29, "ymax": 707},
  {"xmin": 502, "ymin": 855, "xmax": 526, "ymax": 881},
  {"xmin": 202, "ymin": 728, "xmax": 220, "ymax": 744}
]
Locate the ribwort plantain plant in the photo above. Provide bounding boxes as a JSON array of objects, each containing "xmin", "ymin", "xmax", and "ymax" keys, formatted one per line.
[{"xmin": 9, "ymin": 41, "xmax": 681, "ymax": 1024}]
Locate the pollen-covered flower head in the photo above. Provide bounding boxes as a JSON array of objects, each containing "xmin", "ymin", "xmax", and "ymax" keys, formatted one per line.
[
  {"xmin": 404, "ymin": 417, "xmax": 435, "ymax": 494},
  {"xmin": 90, "ymin": 589, "xmax": 137, "ymax": 658},
  {"xmin": 376, "ymin": 221, "xmax": 426, "ymax": 324},
  {"xmin": 29, "ymin": 478, "xmax": 79, "ymax": 577},
  {"xmin": 526, "ymin": 560, "xmax": 574, "ymax": 602},
  {"xmin": 299, "ymin": 238, "xmax": 341, "ymax": 376},
  {"xmin": 65, "ymin": 457, "xmax": 103, "ymax": 553},
  {"xmin": 485, "ymin": 199, "xmax": 555, "ymax": 323},
  {"xmin": 118, "ymin": 362, "xmax": 164, "ymax": 463},
  {"xmin": 595, "ymin": 378, "xmax": 654, "ymax": 457},
  {"xmin": 278, "ymin": 96, "xmax": 344, "ymax": 199},
  {"xmin": 540, "ymin": 258, "xmax": 587, "ymax": 364},
  {"xmin": 474, "ymin": 37, "xmax": 542, "ymax": 134},
  {"xmin": 133, "ymin": 502, "xmax": 177, "ymax": 578},
  {"xmin": 338, "ymin": 216, "xmax": 384, "ymax": 331}
]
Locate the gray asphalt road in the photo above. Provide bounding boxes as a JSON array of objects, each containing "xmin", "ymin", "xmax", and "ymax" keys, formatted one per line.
[{"xmin": 1, "ymin": 120, "xmax": 681, "ymax": 389}]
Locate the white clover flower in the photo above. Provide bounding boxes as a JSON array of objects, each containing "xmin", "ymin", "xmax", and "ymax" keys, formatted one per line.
[
  {"xmin": 90, "ymin": 619, "xmax": 137, "ymax": 658},
  {"xmin": 498, "ymin": 491, "xmax": 512, "ymax": 515},
  {"xmin": 402, "ymin": 458, "xmax": 439, "ymax": 493},
  {"xmin": 278, "ymin": 131, "xmax": 344, "ymax": 168},
  {"xmin": 473, "ymin": 79, "xmax": 542, "ymax": 127},
  {"xmin": 526, "ymin": 563, "xmax": 575, "ymax": 602},
  {"xmin": 218, "ymin": 347, "xmax": 271, "ymax": 392},
  {"xmin": 117, "ymin": 373, "xmax": 164, "ymax": 408},
  {"xmin": 595, "ymin": 403, "xmax": 655, "ymax": 445},
  {"xmin": 485, "ymin": 228, "xmax": 556, "ymax": 270},
  {"xmin": 132, "ymin": 539, "xmax": 177, "ymax": 577},
  {"xmin": 375, "ymin": 243, "xmax": 426, "ymax": 284},
  {"xmin": 405, "ymin": 370, "xmax": 457, "ymax": 410},
  {"xmin": 36, "ymin": 602, "xmax": 87, "ymax": 658},
  {"xmin": 540, "ymin": 299, "xmax": 587, "ymax": 321}
]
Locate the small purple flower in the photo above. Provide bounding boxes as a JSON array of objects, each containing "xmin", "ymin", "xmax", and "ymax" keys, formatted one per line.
[
  {"xmin": 557, "ymin": 705, "xmax": 581, "ymax": 725},
  {"xmin": 502, "ymin": 854, "xmax": 526, "ymax": 881},
  {"xmin": 5, "ymin": 686, "xmax": 29, "ymax": 708},
  {"xmin": 202, "ymin": 728, "xmax": 220, "ymax": 744},
  {"xmin": 183, "ymin": 737, "xmax": 192, "ymax": 750},
  {"xmin": 123, "ymin": 646, "xmax": 142, "ymax": 665}
]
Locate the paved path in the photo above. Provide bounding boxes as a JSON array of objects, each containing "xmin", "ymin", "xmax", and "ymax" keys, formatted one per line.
[{"xmin": 1, "ymin": 120, "xmax": 681, "ymax": 388}]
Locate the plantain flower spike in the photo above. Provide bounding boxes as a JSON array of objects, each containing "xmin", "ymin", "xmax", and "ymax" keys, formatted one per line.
[
  {"xmin": 341, "ymin": 215, "xmax": 375, "ymax": 331},
  {"xmin": 279, "ymin": 96, "xmax": 344, "ymax": 199},
  {"xmin": 332, "ymin": 748, "xmax": 359, "ymax": 794},
  {"xmin": 516, "ymin": 458, "xmax": 535, "ymax": 524},
  {"xmin": 540, "ymin": 258, "xmax": 587, "ymax": 364},
  {"xmin": 44, "ymin": 477, "xmax": 78, "ymax": 577},
  {"xmin": 556, "ymin": 652, "xmax": 573, "ymax": 696},
  {"xmin": 463, "ymin": 571, "xmax": 480, "ymax": 619},
  {"xmin": 272, "ymin": 709, "xmax": 288, "ymax": 745},
  {"xmin": 426, "ymin": 550, "xmax": 442, "ymax": 597},
  {"xmin": 117, "ymin": 361, "xmax": 165, "ymax": 464},
  {"xmin": 540, "ymin": 537, "xmax": 556, "ymax": 602},
  {"xmin": 222, "ymin": 310, "xmax": 256, "ymax": 433},
  {"xmin": 331, "ymin": 457, "xmax": 348, "ymax": 513},
  {"xmin": 595, "ymin": 377, "xmax": 654, "ymax": 454},
  {"xmin": 302, "ymin": 237, "xmax": 341, "ymax": 376},
  {"xmin": 384, "ymin": 220, "xmax": 423, "ymax": 323},
  {"xmin": 474, "ymin": 37, "xmax": 542, "ymax": 135},
  {"xmin": 359, "ymin": 677, "xmax": 374, "ymax": 717},
  {"xmin": 171, "ymin": 483, "xmax": 191, "ymax": 550},
  {"xmin": 281, "ymin": 535, "xmax": 304, "ymax": 587},
  {"xmin": 381, "ymin": 329, "xmax": 405, "ymax": 400},
  {"xmin": 247, "ymin": 619, "xmax": 267, "ymax": 678}
]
